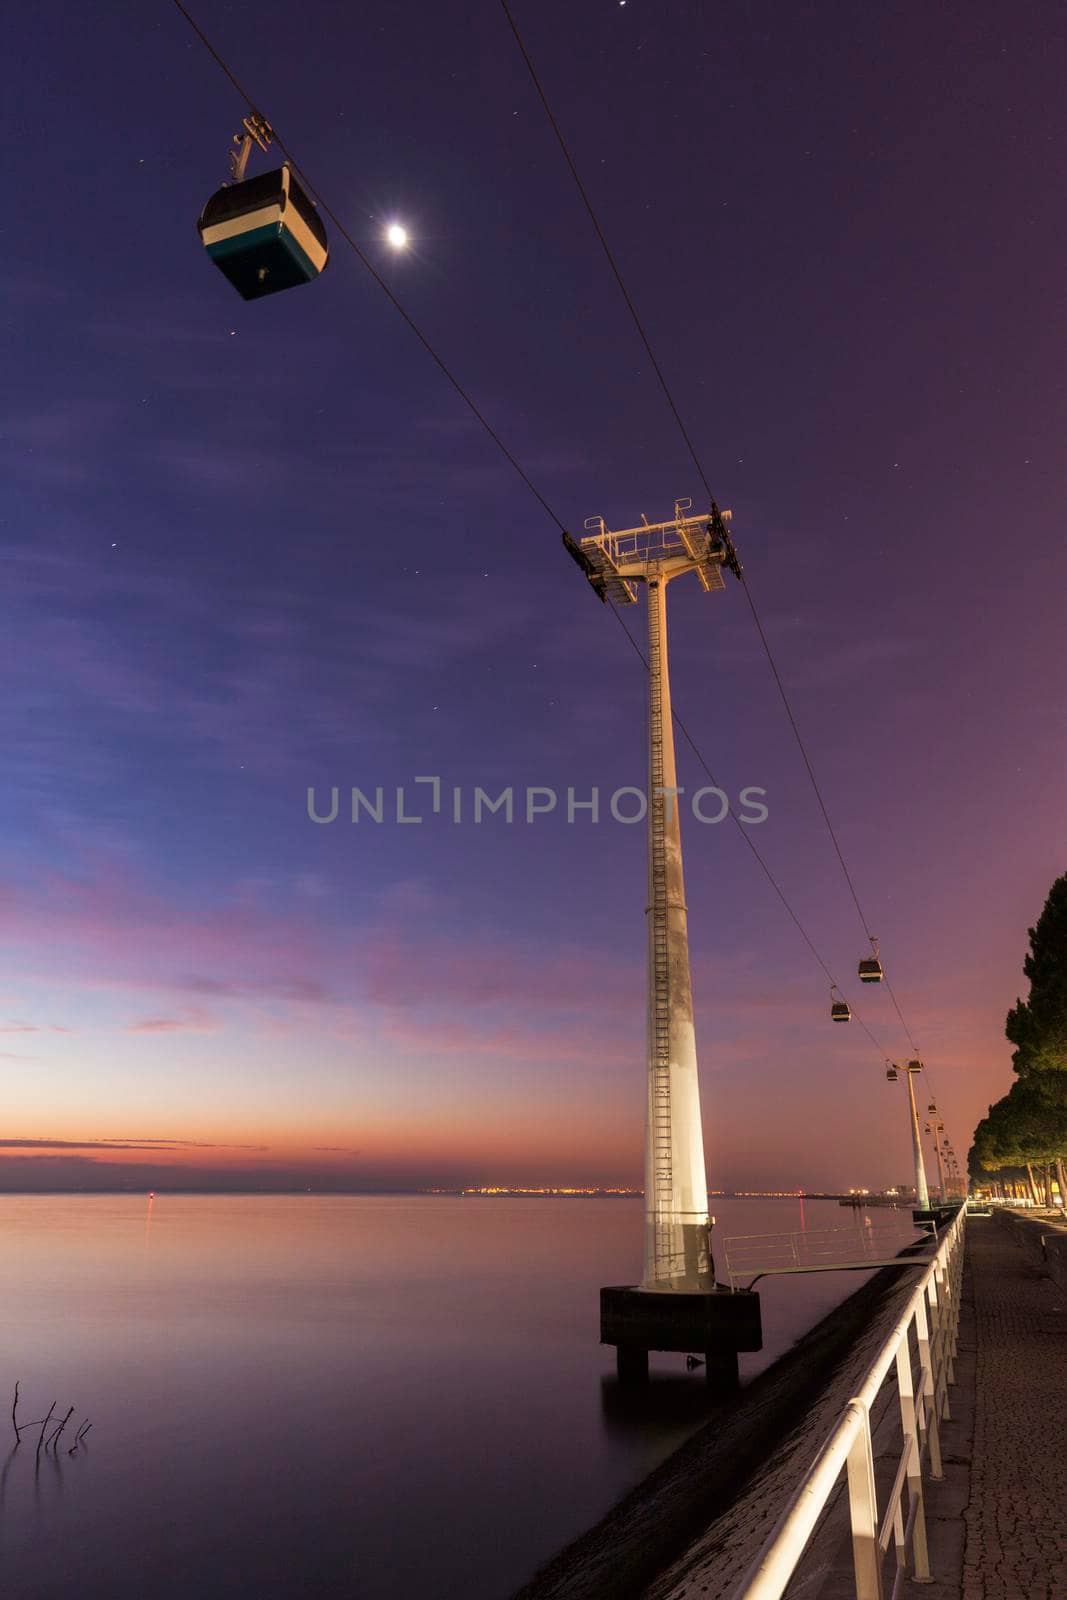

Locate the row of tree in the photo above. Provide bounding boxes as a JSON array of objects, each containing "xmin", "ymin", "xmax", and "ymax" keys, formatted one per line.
[{"xmin": 969, "ymin": 873, "xmax": 1067, "ymax": 1207}]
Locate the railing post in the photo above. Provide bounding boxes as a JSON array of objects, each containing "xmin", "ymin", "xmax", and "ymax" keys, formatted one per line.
[
  {"xmin": 924, "ymin": 1273, "xmax": 953, "ymax": 1423},
  {"xmin": 937, "ymin": 1281, "xmax": 954, "ymax": 1422},
  {"xmin": 946, "ymin": 1229, "xmax": 962, "ymax": 1370},
  {"xmin": 845, "ymin": 1404, "xmax": 884, "ymax": 1600},
  {"xmin": 944, "ymin": 1251, "xmax": 958, "ymax": 1380},
  {"xmin": 726, "ymin": 1215, "xmax": 968, "ymax": 1600},
  {"xmin": 914, "ymin": 1296, "xmax": 943, "ymax": 1480},
  {"xmin": 931, "ymin": 1265, "xmax": 952, "ymax": 1417},
  {"xmin": 895, "ymin": 1337, "xmax": 932, "ymax": 1582}
]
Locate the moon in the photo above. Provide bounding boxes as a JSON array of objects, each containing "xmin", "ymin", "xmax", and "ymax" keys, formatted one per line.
[{"xmin": 386, "ymin": 223, "xmax": 409, "ymax": 249}]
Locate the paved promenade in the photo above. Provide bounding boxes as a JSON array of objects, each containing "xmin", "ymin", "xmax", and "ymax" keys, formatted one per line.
[{"xmin": 958, "ymin": 1217, "xmax": 1067, "ymax": 1599}]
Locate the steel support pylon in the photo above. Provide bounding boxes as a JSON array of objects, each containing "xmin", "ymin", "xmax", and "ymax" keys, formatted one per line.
[
  {"xmin": 567, "ymin": 500, "xmax": 740, "ymax": 1297},
  {"xmin": 642, "ymin": 576, "xmax": 713, "ymax": 1291},
  {"xmin": 906, "ymin": 1068, "xmax": 931, "ymax": 1211},
  {"xmin": 931, "ymin": 1130, "xmax": 946, "ymax": 1204}
]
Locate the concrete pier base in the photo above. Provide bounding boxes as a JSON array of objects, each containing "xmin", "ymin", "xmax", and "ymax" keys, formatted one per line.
[
  {"xmin": 615, "ymin": 1345, "xmax": 650, "ymax": 1385},
  {"xmin": 601, "ymin": 1285, "xmax": 762, "ymax": 1391}
]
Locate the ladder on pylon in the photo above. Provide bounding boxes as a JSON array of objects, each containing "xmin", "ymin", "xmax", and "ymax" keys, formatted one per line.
[{"xmin": 647, "ymin": 579, "xmax": 677, "ymax": 1280}]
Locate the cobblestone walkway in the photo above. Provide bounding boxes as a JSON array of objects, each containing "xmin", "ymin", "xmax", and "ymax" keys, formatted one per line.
[{"xmin": 962, "ymin": 1222, "xmax": 1067, "ymax": 1599}]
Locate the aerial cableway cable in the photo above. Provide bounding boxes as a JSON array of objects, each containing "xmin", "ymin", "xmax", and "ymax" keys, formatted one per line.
[
  {"xmin": 171, "ymin": 0, "xmax": 563, "ymax": 536},
  {"xmin": 499, "ymin": 0, "xmax": 952, "ymax": 1118},
  {"xmin": 168, "ymin": 0, "xmax": 895, "ymax": 1071}
]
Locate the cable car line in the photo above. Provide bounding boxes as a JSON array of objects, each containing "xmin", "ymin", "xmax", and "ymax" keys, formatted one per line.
[
  {"xmin": 499, "ymin": 0, "xmax": 722, "ymax": 522},
  {"xmin": 564, "ymin": 552, "xmax": 890, "ymax": 1052},
  {"xmin": 499, "ymin": 1, "xmax": 939, "ymax": 1073},
  {"xmin": 169, "ymin": 0, "xmax": 898, "ymax": 1076},
  {"xmin": 170, "ymin": 0, "xmax": 569, "ymax": 538},
  {"xmin": 503, "ymin": 0, "xmax": 954, "ymax": 1141}
]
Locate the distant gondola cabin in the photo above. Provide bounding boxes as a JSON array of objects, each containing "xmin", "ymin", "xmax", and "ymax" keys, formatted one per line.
[{"xmin": 198, "ymin": 165, "xmax": 328, "ymax": 299}]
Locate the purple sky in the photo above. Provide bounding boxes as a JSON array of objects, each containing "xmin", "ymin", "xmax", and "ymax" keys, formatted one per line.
[{"xmin": 2, "ymin": 0, "xmax": 1065, "ymax": 1192}]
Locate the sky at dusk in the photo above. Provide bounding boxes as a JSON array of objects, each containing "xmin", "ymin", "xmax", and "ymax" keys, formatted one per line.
[{"xmin": 3, "ymin": 0, "xmax": 1065, "ymax": 1193}]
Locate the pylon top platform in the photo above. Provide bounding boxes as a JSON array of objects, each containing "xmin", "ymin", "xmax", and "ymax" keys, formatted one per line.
[{"xmin": 577, "ymin": 497, "xmax": 738, "ymax": 603}]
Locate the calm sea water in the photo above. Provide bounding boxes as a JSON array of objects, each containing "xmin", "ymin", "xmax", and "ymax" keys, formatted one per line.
[{"xmin": 0, "ymin": 1195, "xmax": 916, "ymax": 1598}]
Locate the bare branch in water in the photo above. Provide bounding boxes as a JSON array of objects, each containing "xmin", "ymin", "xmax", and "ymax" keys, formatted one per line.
[
  {"xmin": 10, "ymin": 1389, "xmax": 95, "ymax": 1460},
  {"xmin": 47, "ymin": 1407, "xmax": 75, "ymax": 1452},
  {"xmin": 69, "ymin": 1420, "xmax": 92, "ymax": 1455},
  {"xmin": 36, "ymin": 1402, "xmax": 56, "ymax": 1461}
]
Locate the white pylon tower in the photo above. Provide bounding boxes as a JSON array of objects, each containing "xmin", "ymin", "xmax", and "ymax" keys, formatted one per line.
[
  {"xmin": 565, "ymin": 498, "xmax": 743, "ymax": 1291},
  {"xmin": 926, "ymin": 1110, "xmax": 947, "ymax": 1203},
  {"xmin": 905, "ymin": 1061, "xmax": 931, "ymax": 1210}
]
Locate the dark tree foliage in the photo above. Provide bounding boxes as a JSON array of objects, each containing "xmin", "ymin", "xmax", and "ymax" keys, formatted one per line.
[
  {"xmin": 969, "ymin": 1075, "xmax": 1067, "ymax": 1179},
  {"xmin": 968, "ymin": 1121, "xmax": 1005, "ymax": 1184},
  {"xmin": 973, "ymin": 873, "xmax": 1067, "ymax": 1181},
  {"xmin": 1005, "ymin": 872, "xmax": 1067, "ymax": 1077}
]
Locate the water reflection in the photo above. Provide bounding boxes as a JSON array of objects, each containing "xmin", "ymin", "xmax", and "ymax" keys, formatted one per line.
[
  {"xmin": 599, "ymin": 1374, "xmax": 720, "ymax": 1434},
  {"xmin": 0, "ymin": 1194, "xmax": 900, "ymax": 1599}
]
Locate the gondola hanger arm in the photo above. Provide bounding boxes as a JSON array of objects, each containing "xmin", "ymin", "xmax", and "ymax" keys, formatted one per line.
[{"xmin": 229, "ymin": 110, "xmax": 273, "ymax": 182}]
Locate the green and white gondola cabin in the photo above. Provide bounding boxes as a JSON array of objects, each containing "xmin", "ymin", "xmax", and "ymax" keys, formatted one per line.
[{"xmin": 197, "ymin": 166, "xmax": 328, "ymax": 300}]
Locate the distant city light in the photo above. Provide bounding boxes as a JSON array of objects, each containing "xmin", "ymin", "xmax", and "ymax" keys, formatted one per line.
[{"xmin": 386, "ymin": 223, "xmax": 409, "ymax": 249}]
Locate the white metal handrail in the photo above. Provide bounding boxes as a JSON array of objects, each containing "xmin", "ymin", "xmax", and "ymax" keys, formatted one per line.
[
  {"xmin": 724, "ymin": 1224, "xmax": 919, "ymax": 1254},
  {"xmin": 721, "ymin": 1222, "xmax": 927, "ymax": 1289},
  {"xmin": 731, "ymin": 1206, "xmax": 965, "ymax": 1600}
]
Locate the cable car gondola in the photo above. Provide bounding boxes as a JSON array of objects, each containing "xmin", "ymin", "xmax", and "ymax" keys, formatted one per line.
[
  {"xmin": 886, "ymin": 1064, "xmax": 899, "ymax": 1082},
  {"xmin": 906, "ymin": 1058, "xmax": 923, "ymax": 1074},
  {"xmin": 858, "ymin": 936, "xmax": 884, "ymax": 984},
  {"xmin": 198, "ymin": 113, "xmax": 328, "ymax": 300},
  {"xmin": 830, "ymin": 986, "xmax": 851, "ymax": 1022}
]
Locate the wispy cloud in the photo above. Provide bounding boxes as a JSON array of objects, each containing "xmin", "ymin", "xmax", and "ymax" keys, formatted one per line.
[
  {"xmin": 0, "ymin": 1137, "xmax": 268, "ymax": 1152},
  {"xmin": 0, "ymin": 862, "xmax": 330, "ymax": 1005},
  {"xmin": 180, "ymin": 976, "xmax": 332, "ymax": 1004},
  {"xmin": 0, "ymin": 540, "xmax": 541, "ymax": 785},
  {"xmin": 377, "ymin": 1011, "xmax": 631, "ymax": 1067},
  {"xmin": 124, "ymin": 1008, "xmax": 218, "ymax": 1035},
  {"xmin": 363, "ymin": 932, "xmax": 639, "ymax": 1015},
  {"xmin": 0, "ymin": 853, "xmax": 645, "ymax": 1071}
]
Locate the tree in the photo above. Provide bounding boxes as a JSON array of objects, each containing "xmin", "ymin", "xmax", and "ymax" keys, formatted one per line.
[
  {"xmin": 971, "ymin": 1077, "xmax": 1067, "ymax": 1205},
  {"xmin": 1003, "ymin": 872, "xmax": 1067, "ymax": 1202},
  {"xmin": 972, "ymin": 874, "xmax": 1067, "ymax": 1205},
  {"xmin": 970, "ymin": 1101, "xmax": 1031, "ymax": 1201},
  {"xmin": 1006, "ymin": 872, "xmax": 1067, "ymax": 1079}
]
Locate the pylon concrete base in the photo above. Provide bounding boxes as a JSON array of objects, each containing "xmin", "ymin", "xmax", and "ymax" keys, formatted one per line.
[{"xmin": 601, "ymin": 1285, "xmax": 762, "ymax": 1390}]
